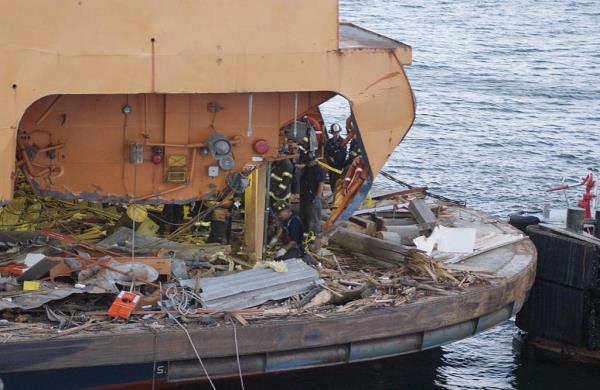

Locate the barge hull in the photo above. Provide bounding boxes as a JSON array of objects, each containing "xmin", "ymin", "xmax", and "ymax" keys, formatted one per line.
[
  {"xmin": 0, "ymin": 236, "xmax": 535, "ymax": 388},
  {"xmin": 0, "ymin": 303, "xmax": 523, "ymax": 390}
]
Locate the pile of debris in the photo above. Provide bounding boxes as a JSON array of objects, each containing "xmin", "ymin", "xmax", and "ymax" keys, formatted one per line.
[
  {"xmin": 0, "ymin": 184, "xmax": 512, "ymax": 340},
  {"xmin": 0, "ymin": 178, "xmax": 121, "ymax": 240}
]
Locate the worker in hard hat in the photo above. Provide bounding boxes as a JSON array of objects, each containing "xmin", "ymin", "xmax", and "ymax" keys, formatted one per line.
[
  {"xmin": 324, "ymin": 123, "xmax": 347, "ymax": 194},
  {"xmin": 273, "ymin": 202, "xmax": 304, "ymax": 260}
]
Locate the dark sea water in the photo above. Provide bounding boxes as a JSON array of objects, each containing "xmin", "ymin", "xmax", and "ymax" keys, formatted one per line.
[
  {"xmin": 331, "ymin": 0, "xmax": 600, "ymax": 218},
  {"xmin": 216, "ymin": 1, "xmax": 600, "ymax": 389}
]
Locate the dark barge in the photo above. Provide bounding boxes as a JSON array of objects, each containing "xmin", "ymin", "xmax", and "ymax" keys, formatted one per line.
[
  {"xmin": 510, "ymin": 170, "xmax": 599, "ymax": 365},
  {"xmin": 513, "ymin": 221, "xmax": 600, "ymax": 365}
]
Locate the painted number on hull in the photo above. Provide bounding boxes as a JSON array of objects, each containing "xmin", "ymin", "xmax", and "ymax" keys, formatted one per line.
[{"xmin": 155, "ymin": 364, "xmax": 167, "ymax": 376}]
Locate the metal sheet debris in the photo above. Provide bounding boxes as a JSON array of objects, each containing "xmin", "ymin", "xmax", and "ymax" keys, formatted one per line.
[
  {"xmin": 0, "ymin": 284, "xmax": 106, "ymax": 310},
  {"xmin": 98, "ymin": 227, "xmax": 230, "ymax": 261},
  {"xmin": 78, "ymin": 260, "xmax": 159, "ymax": 292},
  {"xmin": 183, "ymin": 259, "xmax": 322, "ymax": 310}
]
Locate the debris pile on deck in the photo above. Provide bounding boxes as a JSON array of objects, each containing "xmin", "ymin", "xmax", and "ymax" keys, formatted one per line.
[{"xmin": 0, "ymin": 183, "xmax": 523, "ymax": 339}]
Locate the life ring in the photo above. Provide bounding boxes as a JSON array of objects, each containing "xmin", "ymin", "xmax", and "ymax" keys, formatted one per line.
[{"xmin": 305, "ymin": 115, "xmax": 322, "ymax": 133}]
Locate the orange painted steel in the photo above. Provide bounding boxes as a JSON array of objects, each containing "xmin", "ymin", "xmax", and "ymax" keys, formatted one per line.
[
  {"xmin": 324, "ymin": 156, "xmax": 369, "ymax": 230},
  {"xmin": 16, "ymin": 92, "xmax": 332, "ymax": 203},
  {"xmin": 0, "ymin": 0, "xmax": 415, "ymax": 211}
]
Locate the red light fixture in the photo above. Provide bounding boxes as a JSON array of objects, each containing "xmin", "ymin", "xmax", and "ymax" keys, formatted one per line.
[
  {"xmin": 253, "ymin": 139, "xmax": 269, "ymax": 155},
  {"xmin": 151, "ymin": 154, "xmax": 162, "ymax": 164},
  {"xmin": 151, "ymin": 146, "xmax": 163, "ymax": 164}
]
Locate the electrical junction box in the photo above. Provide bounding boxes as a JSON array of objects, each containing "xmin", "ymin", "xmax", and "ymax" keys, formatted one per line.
[
  {"xmin": 208, "ymin": 165, "xmax": 219, "ymax": 177},
  {"xmin": 129, "ymin": 142, "xmax": 143, "ymax": 164}
]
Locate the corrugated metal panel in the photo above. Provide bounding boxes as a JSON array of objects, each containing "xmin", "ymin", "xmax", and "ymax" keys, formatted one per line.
[{"xmin": 192, "ymin": 259, "xmax": 321, "ymax": 310}]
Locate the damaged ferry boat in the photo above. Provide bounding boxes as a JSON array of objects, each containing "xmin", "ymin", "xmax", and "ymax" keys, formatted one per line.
[{"xmin": 0, "ymin": 1, "xmax": 536, "ymax": 388}]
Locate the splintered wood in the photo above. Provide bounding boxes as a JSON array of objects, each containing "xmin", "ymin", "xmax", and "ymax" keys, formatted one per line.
[
  {"xmin": 405, "ymin": 251, "xmax": 459, "ymax": 283},
  {"xmin": 313, "ymin": 200, "xmax": 495, "ymax": 314},
  {"xmin": 308, "ymin": 244, "xmax": 488, "ymax": 313}
]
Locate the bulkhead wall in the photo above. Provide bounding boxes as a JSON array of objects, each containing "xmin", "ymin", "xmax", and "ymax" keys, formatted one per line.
[
  {"xmin": 17, "ymin": 92, "xmax": 334, "ymax": 203},
  {"xmin": 0, "ymin": 0, "xmax": 414, "ymax": 210}
]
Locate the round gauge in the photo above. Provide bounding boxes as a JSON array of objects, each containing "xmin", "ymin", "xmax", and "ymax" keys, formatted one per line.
[
  {"xmin": 218, "ymin": 156, "xmax": 235, "ymax": 170},
  {"xmin": 213, "ymin": 139, "xmax": 232, "ymax": 155}
]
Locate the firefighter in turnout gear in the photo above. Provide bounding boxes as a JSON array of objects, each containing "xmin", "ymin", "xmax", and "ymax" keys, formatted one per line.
[
  {"xmin": 347, "ymin": 135, "xmax": 363, "ymax": 165},
  {"xmin": 299, "ymin": 153, "xmax": 325, "ymax": 235},
  {"xmin": 324, "ymin": 123, "xmax": 347, "ymax": 193},
  {"xmin": 269, "ymin": 158, "xmax": 295, "ymax": 207}
]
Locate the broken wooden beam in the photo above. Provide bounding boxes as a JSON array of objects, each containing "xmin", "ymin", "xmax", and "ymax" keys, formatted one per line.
[
  {"xmin": 398, "ymin": 277, "xmax": 456, "ymax": 296},
  {"xmin": 303, "ymin": 284, "xmax": 367, "ymax": 309},
  {"xmin": 408, "ymin": 199, "xmax": 437, "ymax": 235},
  {"xmin": 375, "ymin": 231, "xmax": 400, "ymax": 242},
  {"xmin": 348, "ymin": 216, "xmax": 377, "ymax": 235},
  {"xmin": 330, "ymin": 228, "xmax": 411, "ymax": 264},
  {"xmin": 378, "ymin": 224, "xmax": 420, "ymax": 245},
  {"xmin": 380, "ymin": 218, "xmax": 417, "ymax": 226}
]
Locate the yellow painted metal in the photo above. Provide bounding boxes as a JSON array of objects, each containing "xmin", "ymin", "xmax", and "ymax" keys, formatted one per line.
[
  {"xmin": 244, "ymin": 165, "xmax": 268, "ymax": 262},
  {"xmin": 318, "ymin": 160, "xmax": 343, "ymax": 175},
  {"xmin": 0, "ymin": 0, "xmax": 415, "ymax": 204},
  {"xmin": 126, "ymin": 205, "xmax": 148, "ymax": 223},
  {"xmin": 23, "ymin": 281, "xmax": 41, "ymax": 291}
]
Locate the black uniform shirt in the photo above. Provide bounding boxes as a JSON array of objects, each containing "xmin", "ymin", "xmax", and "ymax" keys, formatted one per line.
[
  {"xmin": 325, "ymin": 136, "xmax": 347, "ymax": 168},
  {"xmin": 282, "ymin": 214, "xmax": 304, "ymax": 254},
  {"xmin": 347, "ymin": 138, "xmax": 362, "ymax": 165},
  {"xmin": 299, "ymin": 163, "xmax": 325, "ymax": 202}
]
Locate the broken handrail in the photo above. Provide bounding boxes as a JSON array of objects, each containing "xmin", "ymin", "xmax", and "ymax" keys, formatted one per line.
[{"xmin": 379, "ymin": 171, "xmax": 466, "ymax": 206}]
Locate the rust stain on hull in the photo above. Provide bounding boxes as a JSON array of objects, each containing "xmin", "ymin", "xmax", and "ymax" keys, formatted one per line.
[{"xmin": 365, "ymin": 71, "xmax": 402, "ymax": 90}]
